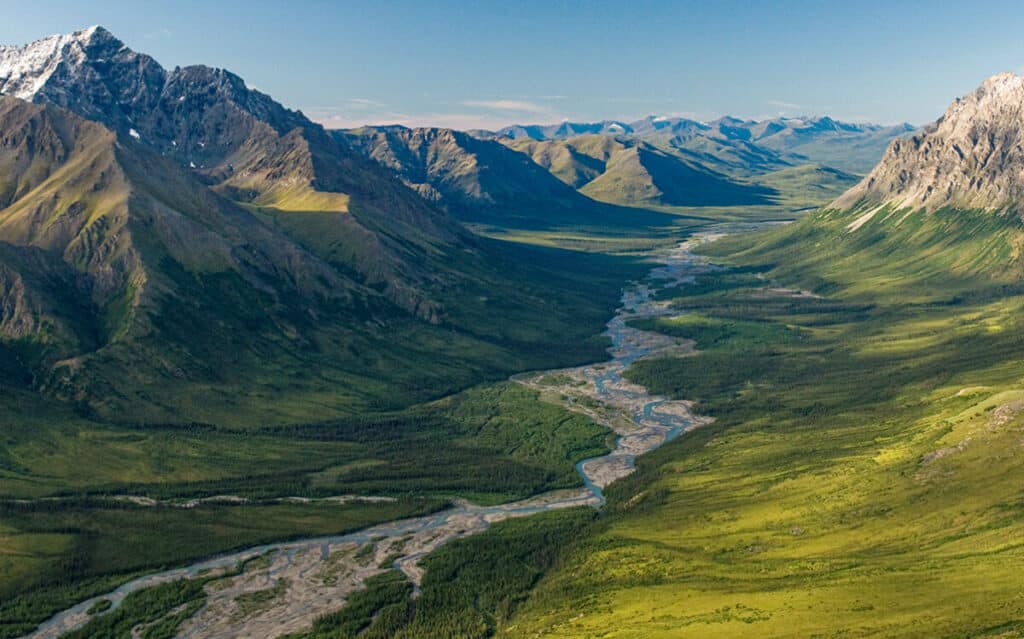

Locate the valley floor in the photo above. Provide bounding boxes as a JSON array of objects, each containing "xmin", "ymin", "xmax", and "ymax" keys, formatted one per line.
[
  {"xmin": 9, "ymin": 215, "xmax": 1024, "ymax": 639},
  {"xmin": 1, "ymin": 230, "xmax": 711, "ymax": 638},
  {"xmin": 497, "ymin": 227, "xmax": 1024, "ymax": 638}
]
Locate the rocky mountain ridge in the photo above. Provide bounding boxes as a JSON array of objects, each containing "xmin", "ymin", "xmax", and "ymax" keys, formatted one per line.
[{"xmin": 833, "ymin": 72, "xmax": 1024, "ymax": 214}]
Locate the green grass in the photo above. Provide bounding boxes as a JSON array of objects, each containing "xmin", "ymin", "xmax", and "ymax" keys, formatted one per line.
[
  {"xmin": 232, "ymin": 577, "xmax": 291, "ymax": 620},
  {"xmin": 1, "ymin": 383, "xmax": 609, "ymax": 502},
  {"xmin": 495, "ymin": 214, "xmax": 1024, "ymax": 638},
  {"xmin": 0, "ymin": 228, "xmax": 635, "ymax": 637},
  {"xmin": 754, "ymin": 164, "xmax": 859, "ymax": 210}
]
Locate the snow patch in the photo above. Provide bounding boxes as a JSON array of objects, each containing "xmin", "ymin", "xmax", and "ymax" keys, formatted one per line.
[{"xmin": 0, "ymin": 27, "xmax": 103, "ymax": 100}]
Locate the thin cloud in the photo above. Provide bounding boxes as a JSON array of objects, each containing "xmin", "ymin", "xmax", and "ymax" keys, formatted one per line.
[
  {"xmin": 346, "ymin": 98, "xmax": 384, "ymax": 106},
  {"xmin": 306, "ymin": 107, "xmax": 548, "ymax": 131},
  {"xmin": 768, "ymin": 99, "xmax": 804, "ymax": 110},
  {"xmin": 144, "ymin": 28, "xmax": 174, "ymax": 40},
  {"xmin": 461, "ymin": 99, "xmax": 549, "ymax": 113}
]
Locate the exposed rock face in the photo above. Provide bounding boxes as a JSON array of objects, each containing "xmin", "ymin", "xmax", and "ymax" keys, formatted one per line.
[
  {"xmin": 0, "ymin": 264, "xmax": 38, "ymax": 338},
  {"xmin": 0, "ymin": 26, "xmax": 318, "ymax": 174},
  {"xmin": 0, "ymin": 26, "xmax": 166, "ymax": 130},
  {"xmin": 833, "ymin": 73, "xmax": 1024, "ymax": 213}
]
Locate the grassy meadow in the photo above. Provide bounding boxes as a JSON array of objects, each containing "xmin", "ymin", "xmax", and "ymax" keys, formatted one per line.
[{"xmin": 490, "ymin": 209, "xmax": 1024, "ymax": 638}]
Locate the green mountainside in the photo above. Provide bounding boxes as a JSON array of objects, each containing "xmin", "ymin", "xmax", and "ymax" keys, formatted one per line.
[
  {"xmin": 0, "ymin": 29, "xmax": 658, "ymax": 425},
  {"xmin": 509, "ymin": 134, "xmax": 780, "ymax": 208},
  {"xmin": 3, "ymin": 24, "xmax": 1019, "ymax": 639},
  {"xmin": 483, "ymin": 73, "xmax": 1024, "ymax": 638},
  {"xmin": 339, "ymin": 125, "xmax": 675, "ymax": 230}
]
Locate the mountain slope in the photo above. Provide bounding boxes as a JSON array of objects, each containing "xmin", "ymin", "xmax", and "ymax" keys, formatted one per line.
[
  {"xmin": 0, "ymin": 26, "xmax": 474, "ymax": 319},
  {"xmin": 340, "ymin": 125, "xmax": 672, "ymax": 229},
  {"xmin": 495, "ymin": 75, "xmax": 1024, "ymax": 639},
  {"xmin": 0, "ymin": 28, "xmax": 644, "ymax": 424},
  {"xmin": 713, "ymin": 72, "xmax": 1024, "ymax": 302},
  {"xmin": 834, "ymin": 73, "xmax": 1024, "ymax": 214},
  {"xmin": 508, "ymin": 135, "xmax": 777, "ymax": 208},
  {"xmin": 0, "ymin": 96, "xmax": 379, "ymax": 416}
]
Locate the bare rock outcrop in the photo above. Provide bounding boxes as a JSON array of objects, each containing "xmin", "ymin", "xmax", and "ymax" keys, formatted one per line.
[{"xmin": 833, "ymin": 72, "xmax": 1024, "ymax": 213}]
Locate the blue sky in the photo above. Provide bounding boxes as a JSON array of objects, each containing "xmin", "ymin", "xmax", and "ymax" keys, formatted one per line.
[{"xmin": 3, "ymin": 0, "xmax": 1024, "ymax": 129}]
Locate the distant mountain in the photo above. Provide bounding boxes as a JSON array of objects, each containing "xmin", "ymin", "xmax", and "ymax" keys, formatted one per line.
[
  {"xmin": 339, "ymin": 125, "xmax": 669, "ymax": 228},
  {"xmin": 487, "ymin": 120, "xmax": 634, "ymax": 141},
  {"xmin": 833, "ymin": 73, "xmax": 1024, "ymax": 214},
  {"xmin": 481, "ymin": 115, "xmax": 914, "ymax": 174},
  {"xmin": 508, "ymin": 135, "xmax": 777, "ymax": 208},
  {"xmin": 0, "ymin": 27, "xmax": 632, "ymax": 423},
  {"xmin": 732, "ymin": 116, "xmax": 917, "ymax": 174}
]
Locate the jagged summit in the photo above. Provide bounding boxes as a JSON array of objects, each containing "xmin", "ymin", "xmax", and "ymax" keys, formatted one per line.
[
  {"xmin": 0, "ymin": 26, "xmax": 123, "ymax": 100},
  {"xmin": 832, "ymin": 72, "xmax": 1024, "ymax": 213}
]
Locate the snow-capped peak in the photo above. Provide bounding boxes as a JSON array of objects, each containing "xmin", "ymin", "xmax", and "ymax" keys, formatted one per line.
[{"xmin": 0, "ymin": 26, "xmax": 121, "ymax": 101}]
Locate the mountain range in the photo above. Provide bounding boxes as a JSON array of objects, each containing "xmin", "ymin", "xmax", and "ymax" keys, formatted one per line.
[
  {"xmin": 476, "ymin": 115, "xmax": 915, "ymax": 174},
  {"xmin": 507, "ymin": 134, "xmax": 778, "ymax": 208},
  {"xmin": 341, "ymin": 119, "xmax": 876, "ymax": 215},
  {"xmin": 337, "ymin": 125, "xmax": 671, "ymax": 228},
  {"xmin": 0, "ymin": 25, "xmax": 919, "ymax": 423},
  {"xmin": 0, "ymin": 26, "xmax": 638, "ymax": 423},
  {"xmin": 452, "ymin": 115, "xmax": 907, "ymax": 212}
]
